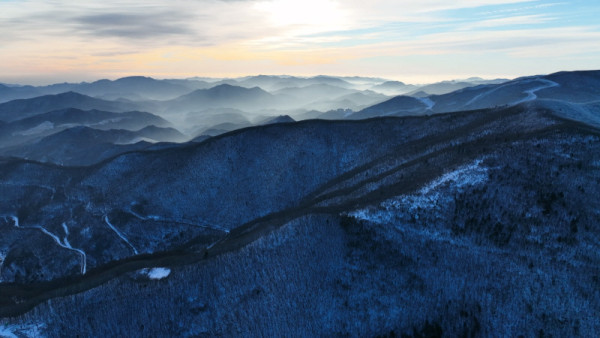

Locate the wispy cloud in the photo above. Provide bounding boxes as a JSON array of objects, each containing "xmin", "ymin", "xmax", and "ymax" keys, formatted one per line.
[
  {"xmin": 461, "ymin": 14, "xmax": 555, "ymax": 29},
  {"xmin": 73, "ymin": 12, "xmax": 196, "ymax": 39}
]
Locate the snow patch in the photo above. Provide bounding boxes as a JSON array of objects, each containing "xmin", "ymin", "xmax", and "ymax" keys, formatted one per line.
[
  {"xmin": 142, "ymin": 267, "xmax": 171, "ymax": 280},
  {"xmin": 0, "ymin": 323, "xmax": 45, "ymax": 337},
  {"xmin": 0, "ymin": 249, "xmax": 6, "ymax": 271}
]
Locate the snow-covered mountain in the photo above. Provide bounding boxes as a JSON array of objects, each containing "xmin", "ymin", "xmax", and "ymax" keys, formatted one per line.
[{"xmin": 0, "ymin": 70, "xmax": 599, "ymax": 336}]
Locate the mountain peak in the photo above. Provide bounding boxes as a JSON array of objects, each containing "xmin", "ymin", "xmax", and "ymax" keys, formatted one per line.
[{"xmin": 115, "ymin": 76, "xmax": 155, "ymax": 82}]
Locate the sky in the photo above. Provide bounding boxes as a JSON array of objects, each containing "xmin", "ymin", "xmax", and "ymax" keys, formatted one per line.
[{"xmin": 1, "ymin": 0, "xmax": 599, "ymax": 84}]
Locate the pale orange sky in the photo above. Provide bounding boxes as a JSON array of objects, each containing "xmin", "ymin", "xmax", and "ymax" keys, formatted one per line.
[{"xmin": 1, "ymin": 0, "xmax": 599, "ymax": 85}]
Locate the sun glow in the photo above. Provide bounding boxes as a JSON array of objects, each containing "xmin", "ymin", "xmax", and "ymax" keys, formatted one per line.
[{"xmin": 254, "ymin": 0, "xmax": 346, "ymax": 31}]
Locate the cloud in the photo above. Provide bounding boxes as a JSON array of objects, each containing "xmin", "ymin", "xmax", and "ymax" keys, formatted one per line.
[
  {"xmin": 0, "ymin": 1, "xmax": 271, "ymax": 47},
  {"xmin": 460, "ymin": 14, "xmax": 554, "ymax": 29},
  {"xmin": 73, "ymin": 12, "xmax": 196, "ymax": 39}
]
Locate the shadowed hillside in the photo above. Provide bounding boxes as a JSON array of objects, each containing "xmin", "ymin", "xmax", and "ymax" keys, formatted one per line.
[{"xmin": 1, "ymin": 100, "xmax": 599, "ymax": 336}]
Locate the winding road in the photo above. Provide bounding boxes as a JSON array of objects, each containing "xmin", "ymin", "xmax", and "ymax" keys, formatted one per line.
[
  {"xmin": 465, "ymin": 77, "xmax": 559, "ymax": 107},
  {"xmin": 104, "ymin": 215, "xmax": 139, "ymax": 255},
  {"xmin": 5, "ymin": 216, "xmax": 87, "ymax": 275}
]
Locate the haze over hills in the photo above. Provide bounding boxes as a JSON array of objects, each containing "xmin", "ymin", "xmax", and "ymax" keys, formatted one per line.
[
  {"xmin": 0, "ymin": 70, "xmax": 597, "ymax": 167},
  {"xmin": 0, "ymin": 77, "xmax": 213, "ymax": 103},
  {"xmin": 0, "ymin": 108, "xmax": 171, "ymax": 150},
  {"xmin": 0, "ymin": 92, "xmax": 140, "ymax": 122},
  {"xmin": 0, "ymin": 70, "xmax": 599, "ymax": 336},
  {"xmin": 371, "ymin": 80, "xmax": 418, "ymax": 95},
  {"xmin": 0, "ymin": 74, "xmax": 512, "ymax": 135},
  {"xmin": 0, "ymin": 125, "xmax": 183, "ymax": 166},
  {"xmin": 0, "ymin": 70, "xmax": 596, "ymax": 166}
]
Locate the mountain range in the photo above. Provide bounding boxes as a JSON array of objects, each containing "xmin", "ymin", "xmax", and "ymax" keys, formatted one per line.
[{"xmin": 0, "ymin": 70, "xmax": 599, "ymax": 336}]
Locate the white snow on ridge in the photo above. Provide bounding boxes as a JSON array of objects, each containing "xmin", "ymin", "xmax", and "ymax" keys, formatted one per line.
[
  {"xmin": 419, "ymin": 159, "xmax": 488, "ymax": 195},
  {"xmin": 349, "ymin": 159, "xmax": 489, "ymax": 224}
]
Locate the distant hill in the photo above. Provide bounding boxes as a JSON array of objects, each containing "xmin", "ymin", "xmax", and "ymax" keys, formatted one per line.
[
  {"xmin": 371, "ymin": 81, "xmax": 417, "ymax": 95},
  {"xmin": 355, "ymin": 70, "xmax": 600, "ymax": 119},
  {"xmin": 184, "ymin": 108, "xmax": 252, "ymax": 134},
  {"xmin": 134, "ymin": 125, "xmax": 187, "ymax": 143},
  {"xmin": 0, "ymin": 108, "xmax": 171, "ymax": 148},
  {"xmin": 0, "ymin": 92, "xmax": 140, "ymax": 122},
  {"xmin": 404, "ymin": 78, "xmax": 509, "ymax": 96},
  {"xmin": 70, "ymin": 76, "xmax": 198, "ymax": 100},
  {"xmin": 274, "ymin": 84, "xmax": 389, "ymax": 111},
  {"xmin": 260, "ymin": 115, "xmax": 295, "ymax": 125},
  {"xmin": 536, "ymin": 70, "xmax": 600, "ymax": 102},
  {"xmin": 407, "ymin": 81, "xmax": 481, "ymax": 96},
  {"xmin": 237, "ymin": 75, "xmax": 354, "ymax": 91},
  {"xmin": 1, "ymin": 126, "xmax": 150, "ymax": 166},
  {"xmin": 23, "ymin": 77, "xmax": 211, "ymax": 101},
  {"xmin": 1, "ymin": 125, "xmax": 186, "ymax": 166},
  {"xmin": 349, "ymin": 95, "xmax": 428, "ymax": 119},
  {"xmin": 0, "ymin": 84, "xmax": 42, "ymax": 103},
  {"xmin": 193, "ymin": 121, "xmax": 253, "ymax": 137},
  {"xmin": 274, "ymin": 84, "xmax": 356, "ymax": 101},
  {"xmin": 165, "ymin": 84, "xmax": 278, "ymax": 113}
]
